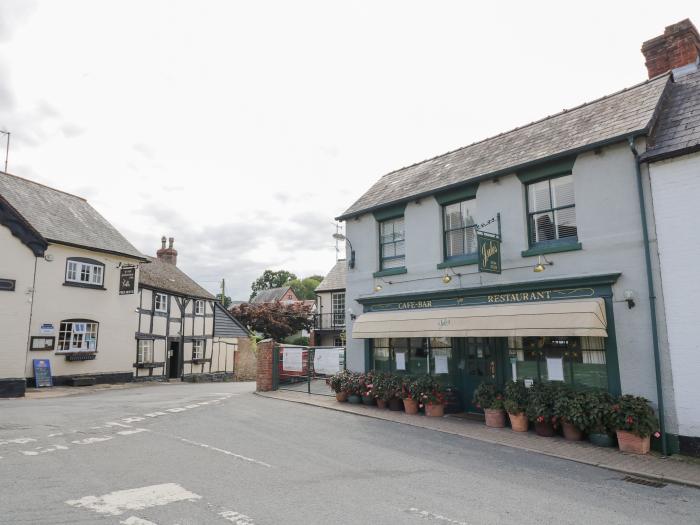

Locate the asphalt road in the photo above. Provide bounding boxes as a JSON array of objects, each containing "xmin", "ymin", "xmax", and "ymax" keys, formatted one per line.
[{"xmin": 0, "ymin": 382, "xmax": 698, "ymax": 525}]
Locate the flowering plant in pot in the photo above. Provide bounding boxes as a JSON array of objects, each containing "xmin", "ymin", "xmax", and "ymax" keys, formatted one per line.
[
  {"xmin": 358, "ymin": 372, "xmax": 376, "ymax": 406},
  {"xmin": 473, "ymin": 383, "xmax": 506, "ymax": 428},
  {"xmin": 386, "ymin": 375, "xmax": 404, "ymax": 411},
  {"xmin": 504, "ymin": 380, "xmax": 529, "ymax": 432},
  {"xmin": 372, "ymin": 372, "xmax": 393, "ymax": 409},
  {"xmin": 418, "ymin": 378, "xmax": 445, "ymax": 417},
  {"xmin": 346, "ymin": 373, "xmax": 362, "ymax": 404},
  {"xmin": 401, "ymin": 375, "xmax": 421, "ymax": 414},
  {"xmin": 526, "ymin": 382, "xmax": 559, "ymax": 436},
  {"xmin": 553, "ymin": 386, "xmax": 587, "ymax": 441},
  {"xmin": 326, "ymin": 370, "xmax": 351, "ymax": 402},
  {"xmin": 583, "ymin": 389, "xmax": 617, "ymax": 447},
  {"xmin": 612, "ymin": 395, "xmax": 660, "ymax": 454}
]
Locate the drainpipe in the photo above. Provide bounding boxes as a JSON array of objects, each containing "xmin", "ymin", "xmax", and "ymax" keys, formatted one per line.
[{"xmin": 628, "ymin": 136, "xmax": 667, "ymax": 456}]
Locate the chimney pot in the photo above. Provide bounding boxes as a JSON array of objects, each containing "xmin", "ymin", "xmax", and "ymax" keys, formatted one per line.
[
  {"xmin": 161, "ymin": 236, "xmax": 166, "ymax": 249},
  {"xmin": 169, "ymin": 237, "xmax": 174, "ymax": 249},
  {"xmin": 156, "ymin": 235, "xmax": 178, "ymax": 266},
  {"xmin": 641, "ymin": 19, "xmax": 700, "ymax": 79}
]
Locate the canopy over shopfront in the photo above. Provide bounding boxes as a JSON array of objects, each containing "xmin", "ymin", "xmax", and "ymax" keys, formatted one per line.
[{"xmin": 352, "ymin": 298, "xmax": 607, "ymax": 339}]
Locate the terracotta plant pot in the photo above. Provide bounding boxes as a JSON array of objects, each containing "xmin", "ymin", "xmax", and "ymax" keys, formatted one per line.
[
  {"xmin": 425, "ymin": 403, "xmax": 444, "ymax": 417},
  {"xmin": 377, "ymin": 399, "xmax": 387, "ymax": 410},
  {"xmin": 562, "ymin": 421, "xmax": 583, "ymax": 441},
  {"xmin": 335, "ymin": 392, "xmax": 348, "ymax": 402},
  {"xmin": 403, "ymin": 398, "xmax": 419, "ymax": 415},
  {"xmin": 388, "ymin": 398, "xmax": 403, "ymax": 411},
  {"xmin": 508, "ymin": 412, "xmax": 529, "ymax": 432},
  {"xmin": 484, "ymin": 409, "xmax": 506, "ymax": 428},
  {"xmin": 534, "ymin": 420, "xmax": 555, "ymax": 437},
  {"xmin": 616, "ymin": 430, "xmax": 651, "ymax": 454},
  {"xmin": 347, "ymin": 394, "xmax": 362, "ymax": 404},
  {"xmin": 361, "ymin": 395, "xmax": 375, "ymax": 406},
  {"xmin": 589, "ymin": 432, "xmax": 615, "ymax": 448}
]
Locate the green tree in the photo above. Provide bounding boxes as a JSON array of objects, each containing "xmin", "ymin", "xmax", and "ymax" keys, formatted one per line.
[
  {"xmin": 287, "ymin": 276, "xmax": 323, "ymax": 300},
  {"xmin": 216, "ymin": 294, "xmax": 232, "ymax": 308},
  {"xmin": 250, "ymin": 270, "xmax": 297, "ymax": 301}
]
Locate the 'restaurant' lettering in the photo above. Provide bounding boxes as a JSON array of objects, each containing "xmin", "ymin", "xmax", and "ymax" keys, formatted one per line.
[{"xmin": 487, "ymin": 291, "xmax": 552, "ymax": 303}]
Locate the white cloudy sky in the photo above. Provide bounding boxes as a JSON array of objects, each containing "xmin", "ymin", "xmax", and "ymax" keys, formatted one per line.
[{"xmin": 1, "ymin": 1, "xmax": 698, "ymax": 299}]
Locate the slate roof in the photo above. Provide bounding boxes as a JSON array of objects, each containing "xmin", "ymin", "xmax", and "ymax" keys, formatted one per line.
[
  {"xmin": 0, "ymin": 171, "xmax": 145, "ymax": 259},
  {"xmin": 643, "ymin": 67, "xmax": 700, "ymax": 161},
  {"xmin": 315, "ymin": 259, "xmax": 347, "ymax": 292},
  {"xmin": 250, "ymin": 286, "xmax": 295, "ymax": 304},
  {"xmin": 338, "ymin": 75, "xmax": 671, "ymax": 220},
  {"xmin": 139, "ymin": 256, "xmax": 214, "ymax": 299}
]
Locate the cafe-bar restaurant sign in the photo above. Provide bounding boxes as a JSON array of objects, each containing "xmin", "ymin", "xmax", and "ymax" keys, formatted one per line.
[{"xmin": 477, "ymin": 233, "xmax": 501, "ymax": 274}]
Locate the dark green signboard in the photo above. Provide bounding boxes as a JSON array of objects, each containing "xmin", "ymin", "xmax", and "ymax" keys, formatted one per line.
[{"xmin": 477, "ymin": 234, "xmax": 501, "ymax": 274}]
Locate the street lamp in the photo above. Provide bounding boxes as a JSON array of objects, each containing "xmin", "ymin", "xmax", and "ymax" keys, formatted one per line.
[{"xmin": 332, "ymin": 232, "xmax": 355, "ymax": 268}]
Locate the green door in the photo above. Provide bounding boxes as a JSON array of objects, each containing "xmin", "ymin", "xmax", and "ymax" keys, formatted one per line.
[{"xmin": 459, "ymin": 337, "xmax": 506, "ymax": 413}]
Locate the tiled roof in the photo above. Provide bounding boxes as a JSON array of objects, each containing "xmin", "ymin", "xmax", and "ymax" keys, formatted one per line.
[
  {"xmin": 251, "ymin": 286, "xmax": 294, "ymax": 304},
  {"xmin": 0, "ymin": 171, "xmax": 144, "ymax": 259},
  {"xmin": 338, "ymin": 75, "xmax": 670, "ymax": 220},
  {"xmin": 643, "ymin": 67, "xmax": 700, "ymax": 161},
  {"xmin": 139, "ymin": 256, "xmax": 214, "ymax": 299},
  {"xmin": 315, "ymin": 259, "xmax": 347, "ymax": 292}
]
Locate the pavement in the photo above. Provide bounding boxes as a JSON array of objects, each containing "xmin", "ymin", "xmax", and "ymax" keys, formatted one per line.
[
  {"xmin": 259, "ymin": 388, "xmax": 700, "ymax": 489},
  {"xmin": 1, "ymin": 381, "xmax": 699, "ymax": 525}
]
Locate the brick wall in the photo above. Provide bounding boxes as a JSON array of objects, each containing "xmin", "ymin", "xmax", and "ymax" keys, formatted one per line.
[
  {"xmin": 642, "ymin": 19, "xmax": 700, "ymax": 78},
  {"xmin": 256, "ymin": 339, "xmax": 275, "ymax": 392}
]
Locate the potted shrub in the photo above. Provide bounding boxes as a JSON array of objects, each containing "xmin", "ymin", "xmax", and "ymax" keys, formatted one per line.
[
  {"xmin": 473, "ymin": 383, "xmax": 506, "ymax": 428},
  {"xmin": 554, "ymin": 386, "xmax": 586, "ymax": 441},
  {"xmin": 584, "ymin": 390, "xmax": 616, "ymax": 447},
  {"xmin": 418, "ymin": 377, "xmax": 445, "ymax": 417},
  {"xmin": 612, "ymin": 395, "xmax": 660, "ymax": 454},
  {"xmin": 360, "ymin": 372, "xmax": 376, "ymax": 406},
  {"xmin": 504, "ymin": 380, "xmax": 529, "ymax": 432},
  {"xmin": 527, "ymin": 382, "xmax": 558, "ymax": 437},
  {"xmin": 347, "ymin": 373, "xmax": 362, "ymax": 404},
  {"xmin": 373, "ymin": 373, "xmax": 391, "ymax": 409},
  {"xmin": 401, "ymin": 375, "xmax": 420, "ymax": 414},
  {"xmin": 326, "ymin": 370, "xmax": 351, "ymax": 402},
  {"xmin": 387, "ymin": 375, "xmax": 404, "ymax": 411}
]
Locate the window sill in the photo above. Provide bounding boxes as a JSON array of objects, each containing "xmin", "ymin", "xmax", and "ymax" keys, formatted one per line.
[
  {"xmin": 373, "ymin": 267, "xmax": 407, "ymax": 278},
  {"xmin": 63, "ymin": 282, "xmax": 106, "ymax": 290},
  {"xmin": 61, "ymin": 352, "xmax": 97, "ymax": 361},
  {"xmin": 134, "ymin": 362, "xmax": 165, "ymax": 369},
  {"xmin": 437, "ymin": 254, "xmax": 478, "ymax": 269},
  {"xmin": 190, "ymin": 358, "xmax": 212, "ymax": 365},
  {"xmin": 521, "ymin": 241, "xmax": 582, "ymax": 257}
]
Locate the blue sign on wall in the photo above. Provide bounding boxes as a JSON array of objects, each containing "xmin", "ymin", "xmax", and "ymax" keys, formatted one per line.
[{"xmin": 32, "ymin": 359, "xmax": 53, "ymax": 388}]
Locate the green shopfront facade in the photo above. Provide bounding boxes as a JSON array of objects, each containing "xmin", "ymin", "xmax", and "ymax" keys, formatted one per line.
[{"xmin": 356, "ymin": 274, "xmax": 621, "ymax": 413}]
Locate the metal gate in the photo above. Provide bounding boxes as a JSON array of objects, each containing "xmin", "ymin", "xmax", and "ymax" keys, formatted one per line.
[{"xmin": 272, "ymin": 345, "xmax": 346, "ymax": 396}]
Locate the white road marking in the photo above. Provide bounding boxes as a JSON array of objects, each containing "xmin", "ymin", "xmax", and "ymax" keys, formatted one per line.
[
  {"xmin": 405, "ymin": 508, "xmax": 468, "ymax": 525},
  {"xmin": 196, "ymin": 401, "xmax": 210, "ymax": 405},
  {"xmin": 219, "ymin": 510, "xmax": 255, "ymax": 524},
  {"xmin": 122, "ymin": 417, "xmax": 146, "ymax": 423},
  {"xmin": 21, "ymin": 444, "xmax": 68, "ymax": 456},
  {"xmin": 66, "ymin": 483, "xmax": 201, "ymax": 516},
  {"xmin": 0, "ymin": 437, "xmax": 37, "ymax": 445},
  {"xmin": 166, "ymin": 407, "xmax": 187, "ymax": 413},
  {"xmin": 106, "ymin": 422, "xmax": 132, "ymax": 428},
  {"xmin": 117, "ymin": 428, "xmax": 149, "ymax": 436},
  {"xmin": 144, "ymin": 412, "xmax": 167, "ymax": 417},
  {"xmin": 72, "ymin": 436, "xmax": 113, "ymax": 445},
  {"xmin": 48, "ymin": 432, "xmax": 64, "ymax": 437},
  {"xmin": 185, "ymin": 404, "xmax": 200, "ymax": 409},
  {"xmin": 121, "ymin": 516, "xmax": 158, "ymax": 525},
  {"xmin": 179, "ymin": 438, "xmax": 272, "ymax": 468}
]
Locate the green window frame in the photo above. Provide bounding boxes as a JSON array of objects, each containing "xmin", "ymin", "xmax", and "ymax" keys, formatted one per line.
[
  {"xmin": 379, "ymin": 217, "xmax": 405, "ymax": 271},
  {"xmin": 442, "ymin": 198, "xmax": 478, "ymax": 262},
  {"xmin": 525, "ymin": 174, "xmax": 577, "ymax": 249}
]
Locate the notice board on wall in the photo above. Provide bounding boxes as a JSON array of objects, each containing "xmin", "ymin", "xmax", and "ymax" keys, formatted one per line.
[{"xmin": 32, "ymin": 359, "xmax": 53, "ymax": 388}]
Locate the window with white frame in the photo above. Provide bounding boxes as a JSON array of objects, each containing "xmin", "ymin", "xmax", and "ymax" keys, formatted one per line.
[
  {"xmin": 379, "ymin": 217, "xmax": 405, "ymax": 270},
  {"xmin": 331, "ymin": 292, "xmax": 345, "ymax": 327},
  {"xmin": 137, "ymin": 339, "xmax": 154, "ymax": 363},
  {"xmin": 526, "ymin": 174, "xmax": 577, "ymax": 247},
  {"xmin": 192, "ymin": 340, "xmax": 204, "ymax": 360},
  {"xmin": 57, "ymin": 321, "xmax": 99, "ymax": 352},
  {"xmin": 154, "ymin": 293, "xmax": 168, "ymax": 312},
  {"xmin": 443, "ymin": 198, "xmax": 477, "ymax": 259},
  {"xmin": 195, "ymin": 300, "xmax": 205, "ymax": 315},
  {"xmin": 65, "ymin": 258, "xmax": 104, "ymax": 286}
]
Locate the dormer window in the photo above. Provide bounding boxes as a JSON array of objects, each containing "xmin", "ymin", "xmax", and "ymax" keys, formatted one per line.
[{"xmin": 65, "ymin": 258, "xmax": 105, "ymax": 288}]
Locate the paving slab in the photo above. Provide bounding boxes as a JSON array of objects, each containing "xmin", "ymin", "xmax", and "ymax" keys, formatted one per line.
[{"xmin": 256, "ymin": 389, "xmax": 700, "ymax": 489}]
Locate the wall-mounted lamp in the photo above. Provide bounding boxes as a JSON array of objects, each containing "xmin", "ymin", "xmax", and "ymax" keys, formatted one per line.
[
  {"xmin": 533, "ymin": 255, "xmax": 554, "ymax": 273},
  {"xmin": 374, "ymin": 284, "xmax": 383, "ymax": 292},
  {"xmin": 623, "ymin": 289, "xmax": 636, "ymax": 309},
  {"xmin": 348, "ymin": 308, "xmax": 357, "ymax": 321},
  {"xmin": 442, "ymin": 274, "xmax": 452, "ymax": 284},
  {"xmin": 332, "ymin": 232, "xmax": 355, "ymax": 269}
]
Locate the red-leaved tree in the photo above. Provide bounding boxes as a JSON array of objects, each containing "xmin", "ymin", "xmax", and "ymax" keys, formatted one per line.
[{"xmin": 230, "ymin": 301, "xmax": 313, "ymax": 341}]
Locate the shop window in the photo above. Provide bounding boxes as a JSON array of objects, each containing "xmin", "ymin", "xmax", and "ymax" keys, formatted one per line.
[
  {"xmin": 379, "ymin": 217, "xmax": 405, "ymax": 270},
  {"xmin": 508, "ymin": 336, "xmax": 607, "ymax": 389},
  {"xmin": 65, "ymin": 258, "xmax": 105, "ymax": 288},
  {"xmin": 371, "ymin": 337, "xmax": 452, "ymax": 378},
  {"xmin": 526, "ymin": 174, "xmax": 577, "ymax": 247},
  {"xmin": 372, "ymin": 338, "xmax": 391, "ymax": 372},
  {"xmin": 137, "ymin": 340, "xmax": 154, "ymax": 364},
  {"xmin": 57, "ymin": 320, "xmax": 99, "ymax": 352},
  {"xmin": 443, "ymin": 198, "xmax": 477, "ymax": 260}
]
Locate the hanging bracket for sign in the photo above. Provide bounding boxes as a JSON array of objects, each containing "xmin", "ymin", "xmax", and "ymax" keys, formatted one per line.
[{"xmin": 476, "ymin": 213, "xmax": 502, "ymax": 274}]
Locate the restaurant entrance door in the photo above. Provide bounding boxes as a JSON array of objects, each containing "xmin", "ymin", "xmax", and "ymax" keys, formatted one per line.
[{"xmin": 455, "ymin": 337, "xmax": 507, "ymax": 413}]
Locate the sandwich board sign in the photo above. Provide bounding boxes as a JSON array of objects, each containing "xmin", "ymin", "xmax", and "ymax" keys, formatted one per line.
[{"xmin": 32, "ymin": 359, "xmax": 53, "ymax": 388}]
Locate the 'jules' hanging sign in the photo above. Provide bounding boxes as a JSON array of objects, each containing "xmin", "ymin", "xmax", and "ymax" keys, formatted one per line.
[
  {"xmin": 119, "ymin": 267, "xmax": 136, "ymax": 295},
  {"xmin": 477, "ymin": 233, "xmax": 501, "ymax": 274}
]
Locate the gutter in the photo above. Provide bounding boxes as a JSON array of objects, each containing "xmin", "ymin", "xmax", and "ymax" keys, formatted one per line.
[{"xmin": 628, "ymin": 136, "xmax": 668, "ymax": 456}]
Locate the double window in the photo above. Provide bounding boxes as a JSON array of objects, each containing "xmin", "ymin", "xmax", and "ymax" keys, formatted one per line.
[
  {"xmin": 192, "ymin": 340, "xmax": 204, "ymax": 360},
  {"xmin": 154, "ymin": 293, "xmax": 168, "ymax": 313},
  {"xmin": 195, "ymin": 300, "xmax": 205, "ymax": 315},
  {"xmin": 526, "ymin": 174, "xmax": 577, "ymax": 247},
  {"xmin": 443, "ymin": 198, "xmax": 477, "ymax": 259},
  {"xmin": 57, "ymin": 320, "xmax": 99, "ymax": 352},
  {"xmin": 65, "ymin": 258, "xmax": 104, "ymax": 287},
  {"xmin": 379, "ymin": 217, "xmax": 405, "ymax": 270},
  {"xmin": 137, "ymin": 339, "xmax": 154, "ymax": 364}
]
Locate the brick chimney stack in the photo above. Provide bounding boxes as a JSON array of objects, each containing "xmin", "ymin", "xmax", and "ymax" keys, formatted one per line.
[
  {"xmin": 642, "ymin": 19, "xmax": 700, "ymax": 78},
  {"xmin": 156, "ymin": 236, "xmax": 178, "ymax": 265}
]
